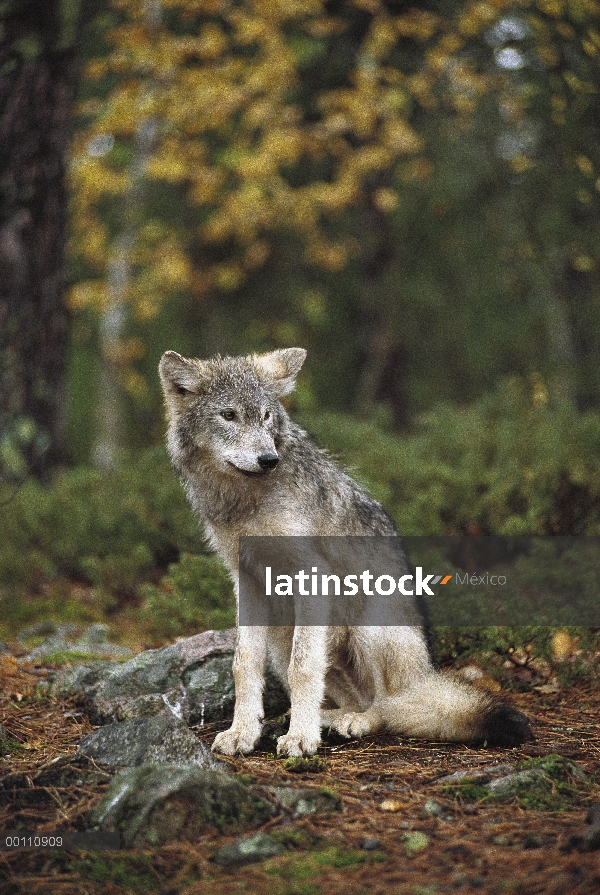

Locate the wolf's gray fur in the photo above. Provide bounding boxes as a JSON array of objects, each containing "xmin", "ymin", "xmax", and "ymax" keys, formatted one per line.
[{"xmin": 159, "ymin": 348, "xmax": 532, "ymax": 757}]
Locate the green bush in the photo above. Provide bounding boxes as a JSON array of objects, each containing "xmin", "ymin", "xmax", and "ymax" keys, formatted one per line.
[
  {"xmin": 0, "ymin": 447, "xmax": 200, "ymax": 595},
  {"xmin": 2, "ymin": 379, "xmax": 600, "ymax": 650},
  {"xmin": 301, "ymin": 377, "xmax": 600, "ymax": 536},
  {"xmin": 139, "ymin": 553, "xmax": 235, "ymax": 639}
]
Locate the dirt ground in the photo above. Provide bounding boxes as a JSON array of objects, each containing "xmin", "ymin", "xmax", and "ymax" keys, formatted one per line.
[{"xmin": 0, "ymin": 654, "xmax": 599, "ymax": 895}]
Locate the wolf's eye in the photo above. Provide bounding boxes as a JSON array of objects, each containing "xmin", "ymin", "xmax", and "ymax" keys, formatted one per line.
[
  {"xmin": 264, "ymin": 410, "xmax": 270, "ymax": 421},
  {"xmin": 175, "ymin": 384, "xmax": 190, "ymax": 396},
  {"xmin": 221, "ymin": 409, "xmax": 236, "ymax": 421}
]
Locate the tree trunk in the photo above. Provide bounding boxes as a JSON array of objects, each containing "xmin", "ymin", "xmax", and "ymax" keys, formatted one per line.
[
  {"xmin": 0, "ymin": 1, "xmax": 79, "ymax": 479},
  {"xmin": 92, "ymin": 2, "xmax": 161, "ymax": 470}
]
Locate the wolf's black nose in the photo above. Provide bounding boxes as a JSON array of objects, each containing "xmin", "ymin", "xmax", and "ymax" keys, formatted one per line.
[{"xmin": 258, "ymin": 453, "xmax": 279, "ymax": 470}]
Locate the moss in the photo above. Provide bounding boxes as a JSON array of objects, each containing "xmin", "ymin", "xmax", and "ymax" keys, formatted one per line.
[
  {"xmin": 43, "ymin": 650, "xmax": 110, "ymax": 665},
  {"xmin": 441, "ymin": 781, "xmax": 490, "ymax": 802},
  {"xmin": 282, "ymin": 756, "xmax": 328, "ymax": 773},
  {"xmin": 68, "ymin": 853, "xmax": 159, "ymax": 893},
  {"xmin": 271, "ymin": 829, "xmax": 317, "ymax": 850},
  {"xmin": 400, "ymin": 832, "xmax": 430, "ymax": 855},
  {"xmin": 264, "ymin": 846, "xmax": 384, "ymax": 880},
  {"xmin": 0, "ymin": 737, "xmax": 25, "ymax": 758},
  {"xmin": 517, "ymin": 754, "xmax": 588, "ymax": 810}
]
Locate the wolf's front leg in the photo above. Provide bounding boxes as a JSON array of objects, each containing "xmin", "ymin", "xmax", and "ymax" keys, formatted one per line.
[
  {"xmin": 277, "ymin": 626, "xmax": 328, "ymax": 757},
  {"xmin": 212, "ymin": 626, "xmax": 267, "ymax": 755}
]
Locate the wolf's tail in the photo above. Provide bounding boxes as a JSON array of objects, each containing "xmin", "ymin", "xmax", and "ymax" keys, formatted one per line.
[{"xmin": 379, "ymin": 673, "xmax": 532, "ymax": 747}]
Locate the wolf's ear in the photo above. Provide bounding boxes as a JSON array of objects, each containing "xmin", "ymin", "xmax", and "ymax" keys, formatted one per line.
[
  {"xmin": 251, "ymin": 348, "xmax": 307, "ymax": 397},
  {"xmin": 158, "ymin": 351, "xmax": 209, "ymax": 396}
]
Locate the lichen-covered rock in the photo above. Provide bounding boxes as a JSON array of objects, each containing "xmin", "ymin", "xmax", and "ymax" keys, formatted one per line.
[
  {"xmin": 92, "ymin": 764, "xmax": 274, "ymax": 847},
  {"xmin": 212, "ymin": 832, "xmax": 285, "ymax": 867},
  {"xmin": 440, "ymin": 754, "xmax": 589, "ymax": 810},
  {"xmin": 78, "ymin": 715, "xmax": 223, "ymax": 770},
  {"xmin": 183, "ymin": 655, "xmax": 235, "ymax": 724},
  {"xmin": 50, "ymin": 628, "xmax": 289, "ymax": 729},
  {"xmin": 267, "ymin": 786, "xmax": 341, "ymax": 816}
]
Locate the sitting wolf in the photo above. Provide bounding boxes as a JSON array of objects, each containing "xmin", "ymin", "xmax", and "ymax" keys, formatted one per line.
[{"xmin": 159, "ymin": 347, "xmax": 532, "ymax": 757}]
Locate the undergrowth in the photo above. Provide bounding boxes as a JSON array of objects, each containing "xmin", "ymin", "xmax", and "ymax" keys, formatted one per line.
[{"xmin": 1, "ymin": 379, "xmax": 599, "ymax": 659}]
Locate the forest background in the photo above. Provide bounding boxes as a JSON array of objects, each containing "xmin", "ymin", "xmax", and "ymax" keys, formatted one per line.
[{"xmin": 1, "ymin": 0, "xmax": 600, "ymax": 653}]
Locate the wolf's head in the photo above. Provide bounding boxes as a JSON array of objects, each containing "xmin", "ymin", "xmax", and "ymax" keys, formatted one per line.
[{"xmin": 158, "ymin": 348, "xmax": 306, "ymax": 478}]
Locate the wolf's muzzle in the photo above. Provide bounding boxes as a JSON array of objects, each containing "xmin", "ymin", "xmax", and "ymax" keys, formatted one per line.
[{"xmin": 258, "ymin": 452, "xmax": 279, "ymax": 471}]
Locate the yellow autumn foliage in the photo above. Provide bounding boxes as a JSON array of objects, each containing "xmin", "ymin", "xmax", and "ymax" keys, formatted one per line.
[{"xmin": 69, "ymin": 0, "xmax": 600, "ymax": 319}]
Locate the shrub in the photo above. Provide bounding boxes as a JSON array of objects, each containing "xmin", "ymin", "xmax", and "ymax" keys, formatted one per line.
[
  {"xmin": 139, "ymin": 553, "xmax": 235, "ymax": 639},
  {"xmin": 301, "ymin": 377, "xmax": 600, "ymax": 536},
  {"xmin": 0, "ymin": 447, "xmax": 199, "ymax": 595}
]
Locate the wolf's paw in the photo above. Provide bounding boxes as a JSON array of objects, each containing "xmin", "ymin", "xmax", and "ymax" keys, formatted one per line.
[
  {"xmin": 331, "ymin": 711, "xmax": 374, "ymax": 739},
  {"xmin": 211, "ymin": 723, "xmax": 261, "ymax": 756},
  {"xmin": 276, "ymin": 730, "xmax": 321, "ymax": 757}
]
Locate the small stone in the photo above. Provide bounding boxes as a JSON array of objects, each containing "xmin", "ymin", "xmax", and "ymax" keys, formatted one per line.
[
  {"xmin": 380, "ymin": 799, "xmax": 409, "ymax": 812},
  {"xmin": 422, "ymin": 800, "xmax": 443, "ymax": 817},
  {"xmin": 361, "ymin": 838, "xmax": 379, "ymax": 851},
  {"xmin": 492, "ymin": 835, "xmax": 514, "ymax": 847},
  {"xmin": 212, "ymin": 832, "xmax": 285, "ymax": 867},
  {"xmin": 534, "ymin": 677, "xmax": 561, "ymax": 695},
  {"xmin": 551, "ymin": 630, "xmax": 576, "ymax": 662},
  {"xmin": 523, "ymin": 832, "xmax": 548, "ymax": 849}
]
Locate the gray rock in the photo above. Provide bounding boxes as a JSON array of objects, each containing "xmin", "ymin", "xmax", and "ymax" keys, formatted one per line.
[
  {"xmin": 361, "ymin": 838, "xmax": 380, "ymax": 851},
  {"xmin": 212, "ymin": 832, "xmax": 285, "ymax": 867},
  {"xmin": 183, "ymin": 655, "xmax": 236, "ymax": 724},
  {"xmin": 88, "ymin": 690, "xmax": 186, "ymax": 724},
  {"xmin": 486, "ymin": 769, "xmax": 542, "ymax": 797},
  {"xmin": 486, "ymin": 757, "xmax": 587, "ymax": 799},
  {"xmin": 493, "ymin": 834, "xmax": 516, "ymax": 847},
  {"xmin": 85, "ymin": 629, "xmax": 236, "ymax": 724},
  {"xmin": 437, "ymin": 764, "xmax": 516, "ymax": 784},
  {"xmin": 50, "ymin": 662, "xmax": 115, "ymax": 699},
  {"xmin": 184, "ymin": 660, "xmax": 288, "ymax": 726},
  {"xmin": 50, "ymin": 628, "xmax": 289, "ymax": 730},
  {"xmin": 268, "ymin": 786, "xmax": 341, "ymax": 816},
  {"xmin": 92, "ymin": 764, "xmax": 273, "ymax": 847},
  {"xmin": 586, "ymin": 804, "xmax": 600, "ymax": 826},
  {"xmin": 578, "ymin": 827, "xmax": 600, "ymax": 852},
  {"xmin": 78, "ymin": 716, "xmax": 223, "ymax": 770}
]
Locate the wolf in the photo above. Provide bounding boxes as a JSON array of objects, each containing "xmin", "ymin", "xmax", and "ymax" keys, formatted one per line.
[{"xmin": 159, "ymin": 347, "xmax": 532, "ymax": 757}]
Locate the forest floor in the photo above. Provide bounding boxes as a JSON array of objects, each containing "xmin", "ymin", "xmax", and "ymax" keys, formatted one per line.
[{"xmin": 0, "ymin": 651, "xmax": 599, "ymax": 895}]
